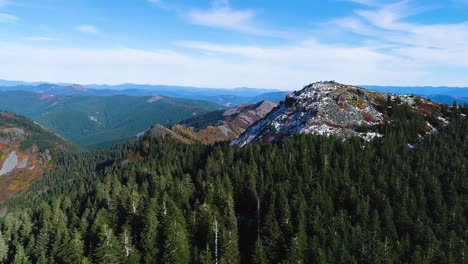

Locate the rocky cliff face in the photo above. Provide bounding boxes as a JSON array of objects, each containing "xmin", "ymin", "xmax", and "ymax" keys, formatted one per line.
[
  {"xmin": 0, "ymin": 112, "xmax": 71, "ymax": 201},
  {"xmin": 143, "ymin": 100, "xmax": 278, "ymax": 144},
  {"xmin": 232, "ymin": 81, "xmax": 447, "ymax": 146}
]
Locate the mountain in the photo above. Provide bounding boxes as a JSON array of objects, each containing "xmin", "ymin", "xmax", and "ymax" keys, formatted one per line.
[
  {"xmin": 233, "ymin": 81, "xmax": 447, "ymax": 146},
  {"xmin": 427, "ymin": 95, "xmax": 468, "ymax": 105},
  {"xmin": 0, "ymin": 91, "xmax": 223, "ymax": 149},
  {"xmin": 1, "ymin": 103, "xmax": 466, "ymax": 263},
  {"xmin": 0, "ymin": 82, "xmax": 285, "ymax": 106},
  {"xmin": 0, "ymin": 80, "xmax": 43, "ymax": 87},
  {"xmin": 143, "ymin": 100, "xmax": 278, "ymax": 144},
  {"xmin": 3, "ymin": 80, "xmax": 468, "ymax": 106},
  {"xmin": 204, "ymin": 92, "xmax": 287, "ymax": 107},
  {"xmin": 0, "ymin": 111, "xmax": 74, "ymax": 201},
  {"xmin": 362, "ymin": 85, "xmax": 468, "ymax": 105},
  {"xmin": 362, "ymin": 85, "xmax": 468, "ymax": 97}
]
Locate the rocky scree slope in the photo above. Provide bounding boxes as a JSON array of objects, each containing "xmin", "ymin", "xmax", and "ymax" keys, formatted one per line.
[
  {"xmin": 232, "ymin": 81, "xmax": 448, "ymax": 146},
  {"xmin": 0, "ymin": 111, "xmax": 72, "ymax": 201},
  {"xmin": 142, "ymin": 100, "xmax": 278, "ymax": 144}
]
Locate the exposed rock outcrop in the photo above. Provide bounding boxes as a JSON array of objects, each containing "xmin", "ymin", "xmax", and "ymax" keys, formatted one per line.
[{"xmin": 232, "ymin": 81, "xmax": 447, "ymax": 146}]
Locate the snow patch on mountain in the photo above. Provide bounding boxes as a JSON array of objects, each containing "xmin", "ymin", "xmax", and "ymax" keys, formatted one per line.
[
  {"xmin": 232, "ymin": 81, "xmax": 445, "ymax": 146},
  {"xmin": 88, "ymin": 116, "xmax": 101, "ymax": 125},
  {"xmin": 146, "ymin": 96, "xmax": 163, "ymax": 103}
]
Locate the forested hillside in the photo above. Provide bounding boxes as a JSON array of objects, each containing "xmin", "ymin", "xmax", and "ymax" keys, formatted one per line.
[
  {"xmin": 0, "ymin": 111, "xmax": 75, "ymax": 202},
  {"xmin": 0, "ymin": 105, "xmax": 466, "ymax": 263},
  {"xmin": 144, "ymin": 100, "xmax": 278, "ymax": 145},
  {"xmin": 0, "ymin": 91, "xmax": 222, "ymax": 149}
]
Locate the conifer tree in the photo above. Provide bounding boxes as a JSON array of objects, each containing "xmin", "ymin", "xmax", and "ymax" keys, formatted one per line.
[{"xmin": 161, "ymin": 203, "xmax": 190, "ymax": 264}]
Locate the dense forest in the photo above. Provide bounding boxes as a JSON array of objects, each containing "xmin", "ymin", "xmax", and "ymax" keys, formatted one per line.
[{"xmin": 0, "ymin": 103, "xmax": 466, "ymax": 263}]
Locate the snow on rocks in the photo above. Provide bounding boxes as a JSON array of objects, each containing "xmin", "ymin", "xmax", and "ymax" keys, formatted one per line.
[
  {"xmin": 232, "ymin": 81, "xmax": 387, "ymax": 146},
  {"xmin": 88, "ymin": 116, "xmax": 102, "ymax": 125},
  {"xmin": 232, "ymin": 81, "xmax": 447, "ymax": 147},
  {"xmin": 146, "ymin": 96, "xmax": 163, "ymax": 103}
]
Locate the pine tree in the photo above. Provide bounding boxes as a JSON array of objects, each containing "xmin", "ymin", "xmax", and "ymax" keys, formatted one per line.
[
  {"xmin": 33, "ymin": 226, "xmax": 50, "ymax": 264},
  {"xmin": 161, "ymin": 203, "xmax": 190, "ymax": 264},
  {"xmin": 0, "ymin": 231, "xmax": 8, "ymax": 263},
  {"xmin": 141, "ymin": 198, "xmax": 159, "ymax": 264},
  {"xmin": 252, "ymin": 240, "xmax": 267, "ymax": 264},
  {"xmin": 59, "ymin": 231, "xmax": 89, "ymax": 264},
  {"xmin": 12, "ymin": 244, "xmax": 31, "ymax": 264},
  {"xmin": 120, "ymin": 226, "xmax": 141, "ymax": 264},
  {"xmin": 94, "ymin": 224, "xmax": 123, "ymax": 264}
]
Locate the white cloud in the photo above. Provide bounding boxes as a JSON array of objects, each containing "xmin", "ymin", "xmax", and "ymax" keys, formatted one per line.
[
  {"xmin": 331, "ymin": 1, "xmax": 468, "ymax": 70},
  {"xmin": 188, "ymin": 7, "xmax": 256, "ymax": 32},
  {"xmin": 186, "ymin": 0, "xmax": 285, "ymax": 37},
  {"xmin": 0, "ymin": 38, "xmax": 458, "ymax": 90},
  {"xmin": 354, "ymin": 1, "xmax": 418, "ymax": 30},
  {"xmin": 24, "ymin": 36, "xmax": 59, "ymax": 41},
  {"xmin": 1, "ymin": 1, "xmax": 468, "ymax": 88},
  {"xmin": 76, "ymin": 25, "xmax": 101, "ymax": 34},
  {"xmin": 339, "ymin": 0, "xmax": 380, "ymax": 6},
  {"xmin": 0, "ymin": 13, "xmax": 18, "ymax": 23}
]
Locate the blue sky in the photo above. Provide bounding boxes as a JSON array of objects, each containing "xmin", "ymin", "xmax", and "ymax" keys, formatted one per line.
[{"xmin": 0, "ymin": 0, "xmax": 467, "ymax": 89}]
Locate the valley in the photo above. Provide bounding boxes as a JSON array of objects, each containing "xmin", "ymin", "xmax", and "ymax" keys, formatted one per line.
[{"xmin": 0, "ymin": 91, "xmax": 224, "ymax": 149}]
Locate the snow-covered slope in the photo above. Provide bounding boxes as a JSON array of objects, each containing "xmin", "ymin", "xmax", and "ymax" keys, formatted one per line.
[{"xmin": 232, "ymin": 81, "xmax": 446, "ymax": 146}]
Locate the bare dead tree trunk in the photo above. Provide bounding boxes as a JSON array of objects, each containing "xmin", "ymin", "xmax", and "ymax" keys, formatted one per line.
[{"xmin": 214, "ymin": 219, "xmax": 218, "ymax": 264}]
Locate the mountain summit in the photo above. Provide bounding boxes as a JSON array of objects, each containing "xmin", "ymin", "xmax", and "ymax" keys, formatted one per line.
[{"xmin": 232, "ymin": 81, "xmax": 447, "ymax": 146}]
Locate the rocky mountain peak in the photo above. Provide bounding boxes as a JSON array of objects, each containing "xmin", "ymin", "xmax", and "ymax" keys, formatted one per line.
[{"xmin": 232, "ymin": 81, "xmax": 446, "ymax": 146}]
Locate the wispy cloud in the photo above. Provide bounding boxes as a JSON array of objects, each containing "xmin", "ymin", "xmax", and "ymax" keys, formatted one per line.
[
  {"xmin": 147, "ymin": 0, "xmax": 179, "ymax": 11},
  {"xmin": 3, "ymin": 37, "xmax": 439, "ymax": 89},
  {"xmin": 173, "ymin": 0, "xmax": 468, "ymax": 87},
  {"xmin": 0, "ymin": 13, "xmax": 18, "ymax": 23},
  {"xmin": 1, "ymin": 1, "xmax": 468, "ymax": 88},
  {"xmin": 188, "ymin": 7, "xmax": 255, "ymax": 32},
  {"xmin": 25, "ymin": 36, "xmax": 59, "ymax": 41},
  {"xmin": 186, "ymin": 0, "xmax": 286, "ymax": 37},
  {"xmin": 354, "ymin": 1, "xmax": 421, "ymax": 30},
  {"xmin": 329, "ymin": 0, "xmax": 468, "ymax": 78},
  {"xmin": 147, "ymin": 0, "xmax": 164, "ymax": 7},
  {"xmin": 0, "ymin": 0, "xmax": 9, "ymax": 8},
  {"xmin": 187, "ymin": 0, "xmax": 255, "ymax": 31},
  {"xmin": 338, "ymin": 0, "xmax": 380, "ymax": 6},
  {"xmin": 76, "ymin": 25, "xmax": 101, "ymax": 35}
]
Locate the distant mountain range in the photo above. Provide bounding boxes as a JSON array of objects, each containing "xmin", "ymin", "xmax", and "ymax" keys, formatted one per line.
[
  {"xmin": 1, "ymin": 80, "xmax": 467, "ymax": 106},
  {"xmin": 0, "ymin": 81, "xmax": 287, "ymax": 107},
  {"xmin": 362, "ymin": 85, "xmax": 468, "ymax": 105}
]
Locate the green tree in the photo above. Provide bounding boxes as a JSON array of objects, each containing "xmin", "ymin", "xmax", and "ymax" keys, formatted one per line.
[
  {"xmin": 94, "ymin": 224, "xmax": 123, "ymax": 264},
  {"xmin": 12, "ymin": 245, "xmax": 31, "ymax": 264},
  {"xmin": 161, "ymin": 203, "xmax": 190, "ymax": 264}
]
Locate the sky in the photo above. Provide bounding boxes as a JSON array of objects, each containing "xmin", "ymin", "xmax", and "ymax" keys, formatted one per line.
[{"xmin": 0, "ymin": 0, "xmax": 468, "ymax": 90}]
